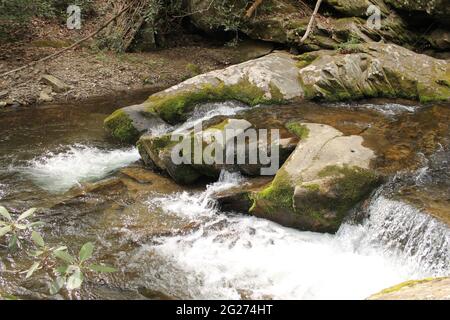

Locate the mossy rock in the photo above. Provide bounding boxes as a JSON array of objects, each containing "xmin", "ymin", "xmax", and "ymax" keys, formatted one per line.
[
  {"xmin": 104, "ymin": 104, "xmax": 168, "ymax": 143},
  {"xmin": 245, "ymin": 123, "xmax": 381, "ymax": 233}
]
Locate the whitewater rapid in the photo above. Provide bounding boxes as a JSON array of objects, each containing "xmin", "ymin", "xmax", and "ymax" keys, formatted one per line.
[
  {"xmin": 137, "ymin": 171, "xmax": 449, "ymax": 300},
  {"xmin": 18, "ymin": 144, "xmax": 140, "ymax": 192}
]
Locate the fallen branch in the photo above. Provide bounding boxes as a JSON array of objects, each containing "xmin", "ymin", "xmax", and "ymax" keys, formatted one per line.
[
  {"xmin": 0, "ymin": 3, "xmax": 133, "ymax": 78},
  {"xmin": 245, "ymin": 0, "xmax": 264, "ymax": 18},
  {"xmin": 300, "ymin": 0, "xmax": 322, "ymax": 43}
]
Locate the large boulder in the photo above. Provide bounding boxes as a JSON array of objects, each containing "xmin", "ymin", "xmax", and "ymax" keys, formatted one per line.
[
  {"xmin": 137, "ymin": 117, "xmax": 299, "ymax": 184},
  {"xmin": 217, "ymin": 122, "xmax": 381, "ymax": 233},
  {"xmin": 105, "ymin": 52, "xmax": 303, "ymax": 141},
  {"xmin": 105, "ymin": 44, "xmax": 450, "ymax": 143},
  {"xmin": 298, "ymin": 42, "xmax": 450, "ymax": 103},
  {"xmin": 187, "ymin": 0, "xmax": 417, "ymax": 49}
]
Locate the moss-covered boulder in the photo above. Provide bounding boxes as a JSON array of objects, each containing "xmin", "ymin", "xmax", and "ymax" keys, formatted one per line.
[
  {"xmin": 368, "ymin": 277, "xmax": 450, "ymax": 300},
  {"xmin": 217, "ymin": 123, "xmax": 381, "ymax": 233},
  {"xmin": 137, "ymin": 117, "xmax": 298, "ymax": 184},
  {"xmin": 104, "ymin": 52, "xmax": 303, "ymax": 142},
  {"xmin": 298, "ymin": 42, "xmax": 450, "ymax": 103},
  {"xmin": 105, "ymin": 43, "xmax": 448, "ymax": 143},
  {"xmin": 187, "ymin": 0, "xmax": 416, "ymax": 49},
  {"xmin": 104, "ymin": 104, "xmax": 169, "ymax": 143}
]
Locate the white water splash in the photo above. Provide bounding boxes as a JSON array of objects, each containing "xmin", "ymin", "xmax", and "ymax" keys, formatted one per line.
[
  {"xmin": 173, "ymin": 101, "xmax": 249, "ymax": 134},
  {"xmin": 19, "ymin": 144, "xmax": 140, "ymax": 193},
  {"xmin": 140, "ymin": 172, "xmax": 449, "ymax": 300},
  {"xmin": 335, "ymin": 102, "xmax": 418, "ymax": 117}
]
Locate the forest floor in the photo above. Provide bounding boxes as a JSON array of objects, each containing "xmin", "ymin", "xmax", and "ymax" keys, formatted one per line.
[{"xmin": 0, "ymin": 16, "xmax": 274, "ymax": 108}]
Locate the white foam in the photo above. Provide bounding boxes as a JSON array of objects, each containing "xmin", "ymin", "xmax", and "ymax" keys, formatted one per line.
[
  {"xmin": 173, "ymin": 101, "xmax": 249, "ymax": 134},
  {"xmin": 20, "ymin": 144, "xmax": 140, "ymax": 193},
  {"xmin": 142, "ymin": 172, "xmax": 449, "ymax": 299}
]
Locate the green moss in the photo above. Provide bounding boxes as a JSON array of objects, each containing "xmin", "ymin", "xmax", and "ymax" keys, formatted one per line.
[
  {"xmin": 148, "ymin": 134, "xmax": 177, "ymax": 155},
  {"xmin": 32, "ymin": 39, "xmax": 72, "ymax": 48},
  {"xmin": 269, "ymin": 82, "xmax": 284, "ymax": 101},
  {"xmin": 252, "ymin": 168, "xmax": 294, "ymax": 214},
  {"xmin": 186, "ymin": 63, "xmax": 202, "ymax": 76},
  {"xmin": 252, "ymin": 164, "xmax": 381, "ymax": 232},
  {"xmin": 104, "ymin": 109, "xmax": 140, "ymax": 143},
  {"xmin": 149, "ymin": 78, "xmax": 286, "ymax": 124},
  {"xmin": 295, "ymin": 52, "xmax": 319, "ymax": 69},
  {"xmin": 286, "ymin": 122, "xmax": 309, "ymax": 139},
  {"xmin": 303, "ymin": 183, "xmax": 320, "ymax": 192},
  {"xmin": 318, "ymin": 165, "xmax": 381, "ymax": 206},
  {"xmin": 375, "ymin": 278, "xmax": 436, "ymax": 296}
]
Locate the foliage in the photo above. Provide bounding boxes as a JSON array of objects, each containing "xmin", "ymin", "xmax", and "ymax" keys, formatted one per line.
[
  {"xmin": 0, "ymin": 206, "xmax": 116, "ymax": 297},
  {"xmin": 0, "ymin": 206, "xmax": 41, "ymax": 250}
]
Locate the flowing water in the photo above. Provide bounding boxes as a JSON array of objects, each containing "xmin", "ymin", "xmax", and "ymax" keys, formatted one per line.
[{"xmin": 0, "ymin": 97, "xmax": 448, "ymax": 300}]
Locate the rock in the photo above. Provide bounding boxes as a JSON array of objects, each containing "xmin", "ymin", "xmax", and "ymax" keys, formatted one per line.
[
  {"xmin": 104, "ymin": 103, "xmax": 170, "ymax": 143},
  {"xmin": 427, "ymin": 28, "xmax": 450, "ymax": 51},
  {"xmin": 105, "ymin": 51, "xmax": 303, "ymax": 141},
  {"xmin": 105, "ymin": 43, "xmax": 449, "ymax": 143},
  {"xmin": 0, "ymin": 90, "xmax": 8, "ymax": 99},
  {"xmin": 213, "ymin": 176, "xmax": 273, "ymax": 212},
  {"xmin": 40, "ymin": 74, "xmax": 70, "ymax": 93},
  {"xmin": 323, "ymin": 0, "xmax": 389, "ymax": 16},
  {"xmin": 187, "ymin": 0, "xmax": 416, "ymax": 49},
  {"xmin": 0, "ymin": 101, "xmax": 6, "ymax": 108},
  {"xmin": 247, "ymin": 123, "xmax": 381, "ymax": 233},
  {"xmin": 228, "ymin": 39, "xmax": 274, "ymax": 64},
  {"xmin": 368, "ymin": 278, "xmax": 450, "ymax": 300},
  {"xmin": 384, "ymin": 0, "xmax": 450, "ymax": 25},
  {"xmin": 137, "ymin": 117, "xmax": 298, "ymax": 184},
  {"xmin": 298, "ymin": 42, "xmax": 450, "ymax": 103},
  {"xmin": 38, "ymin": 89, "xmax": 53, "ymax": 103}
]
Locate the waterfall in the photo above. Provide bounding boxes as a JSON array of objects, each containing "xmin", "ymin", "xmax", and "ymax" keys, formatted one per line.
[{"xmin": 131, "ymin": 170, "xmax": 449, "ymax": 299}]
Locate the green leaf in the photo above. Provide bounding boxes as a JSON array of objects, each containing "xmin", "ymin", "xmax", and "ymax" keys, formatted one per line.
[
  {"xmin": 14, "ymin": 223, "xmax": 28, "ymax": 230},
  {"xmin": 56, "ymin": 265, "xmax": 68, "ymax": 275},
  {"xmin": 8, "ymin": 234, "xmax": 18, "ymax": 250},
  {"xmin": 53, "ymin": 246, "xmax": 67, "ymax": 253},
  {"xmin": 0, "ymin": 225, "xmax": 12, "ymax": 237},
  {"xmin": 54, "ymin": 250, "xmax": 75, "ymax": 264},
  {"xmin": 66, "ymin": 269, "xmax": 83, "ymax": 291},
  {"xmin": 25, "ymin": 262, "xmax": 40, "ymax": 279},
  {"xmin": 0, "ymin": 206, "xmax": 12, "ymax": 221},
  {"xmin": 49, "ymin": 277, "xmax": 65, "ymax": 295},
  {"xmin": 31, "ymin": 231, "xmax": 45, "ymax": 247},
  {"xmin": 17, "ymin": 208, "xmax": 37, "ymax": 221},
  {"xmin": 89, "ymin": 264, "xmax": 117, "ymax": 273},
  {"xmin": 31, "ymin": 250, "xmax": 44, "ymax": 257},
  {"xmin": 79, "ymin": 242, "xmax": 94, "ymax": 263},
  {"xmin": 26, "ymin": 221, "xmax": 45, "ymax": 229}
]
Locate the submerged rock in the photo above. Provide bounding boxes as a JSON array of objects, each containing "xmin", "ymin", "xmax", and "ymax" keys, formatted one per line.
[{"xmin": 368, "ymin": 277, "xmax": 450, "ymax": 300}]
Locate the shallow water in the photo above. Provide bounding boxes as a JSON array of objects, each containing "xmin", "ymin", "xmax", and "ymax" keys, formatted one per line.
[{"xmin": 0, "ymin": 98, "xmax": 449, "ymax": 300}]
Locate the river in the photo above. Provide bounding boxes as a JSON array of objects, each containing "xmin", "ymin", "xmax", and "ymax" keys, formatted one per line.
[{"xmin": 0, "ymin": 96, "xmax": 448, "ymax": 299}]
